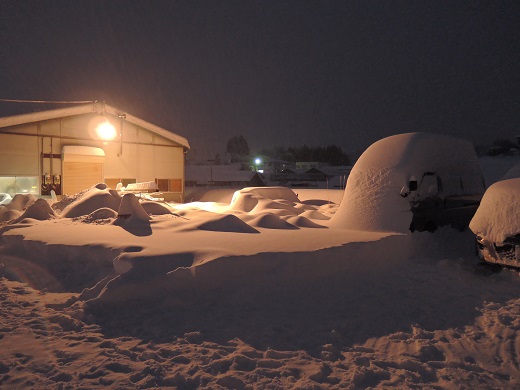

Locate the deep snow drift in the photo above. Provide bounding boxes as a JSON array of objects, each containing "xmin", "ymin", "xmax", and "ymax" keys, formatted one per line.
[{"xmin": 0, "ymin": 153, "xmax": 519, "ymax": 388}]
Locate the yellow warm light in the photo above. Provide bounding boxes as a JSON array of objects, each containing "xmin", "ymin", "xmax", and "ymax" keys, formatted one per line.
[{"xmin": 96, "ymin": 121, "xmax": 117, "ymax": 140}]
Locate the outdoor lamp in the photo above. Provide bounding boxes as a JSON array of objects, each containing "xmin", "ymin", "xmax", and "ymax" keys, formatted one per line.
[{"xmin": 95, "ymin": 121, "xmax": 117, "ymax": 140}]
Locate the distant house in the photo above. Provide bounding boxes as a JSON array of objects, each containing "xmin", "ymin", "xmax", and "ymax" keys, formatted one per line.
[
  {"xmin": 269, "ymin": 168, "xmax": 299, "ymax": 183},
  {"xmin": 268, "ymin": 165, "xmax": 351, "ymax": 188},
  {"xmin": 0, "ymin": 102, "xmax": 190, "ymax": 201},
  {"xmin": 295, "ymin": 161, "xmax": 325, "ymax": 171},
  {"xmin": 254, "ymin": 156, "xmax": 291, "ymax": 174},
  {"xmin": 300, "ymin": 167, "xmax": 329, "ymax": 182},
  {"xmin": 185, "ymin": 164, "xmax": 265, "ymax": 187}
]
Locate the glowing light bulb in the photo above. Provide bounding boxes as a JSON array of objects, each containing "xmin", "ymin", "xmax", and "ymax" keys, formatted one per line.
[{"xmin": 96, "ymin": 121, "xmax": 117, "ymax": 140}]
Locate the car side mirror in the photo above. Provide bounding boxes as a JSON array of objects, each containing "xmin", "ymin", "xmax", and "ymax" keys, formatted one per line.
[{"xmin": 408, "ymin": 180, "xmax": 418, "ymax": 192}]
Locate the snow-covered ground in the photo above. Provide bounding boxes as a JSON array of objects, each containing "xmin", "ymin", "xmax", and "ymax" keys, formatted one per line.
[{"xmin": 0, "ymin": 154, "xmax": 519, "ymax": 388}]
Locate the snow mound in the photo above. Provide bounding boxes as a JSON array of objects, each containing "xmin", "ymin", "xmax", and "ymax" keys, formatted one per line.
[
  {"xmin": 81, "ymin": 207, "xmax": 118, "ymax": 223},
  {"xmin": 249, "ymin": 213, "xmax": 299, "ymax": 230},
  {"xmin": 233, "ymin": 187, "xmax": 300, "ymax": 203},
  {"xmin": 253, "ymin": 199, "xmax": 300, "ymax": 216},
  {"xmin": 6, "ymin": 194, "xmax": 37, "ymax": 211},
  {"xmin": 0, "ymin": 208, "xmax": 21, "ymax": 222},
  {"xmin": 229, "ymin": 187, "xmax": 302, "ymax": 216},
  {"xmin": 317, "ymin": 203, "xmax": 339, "ymax": 218},
  {"xmin": 60, "ymin": 187, "xmax": 122, "ymax": 218},
  {"xmin": 469, "ymin": 178, "xmax": 520, "ymax": 243},
  {"xmin": 141, "ymin": 201, "xmax": 172, "ymax": 215},
  {"xmin": 195, "ymin": 214, "xmax": 259, "ymax": 234},
  {"xmin": 229, "ymin": 193, "xmax": 259, "ymax": 212},
  {"xmin": 53, "ymin": 183, "xmax": 109, "ymax": 213},
  {"xmin": 285, "ymin": 215, "xmax": 327, "ymax": 228},
  {"xmin": 18, "ymin": 198, "xmax": 56, "ymax": 221},
  {"xmin": 331, "ymin": 132, "xmax": 483, "ymax": 233},
  {"xmin": 114, "ymin": 193, "xmax": 151, "ymax": 224}
]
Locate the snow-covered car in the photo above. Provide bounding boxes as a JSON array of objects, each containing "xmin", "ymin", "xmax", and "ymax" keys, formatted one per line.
[
  {"xmin": 331, "ymin": 132, "xmax": 485, "ymax": 233},
  {"xmin": 470, "ymin": 178, "xmax": 520, "ymax": 267}
]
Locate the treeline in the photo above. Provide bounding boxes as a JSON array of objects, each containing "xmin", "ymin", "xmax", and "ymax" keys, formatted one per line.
[{"xmin": 260, "ymin": 145, "xmax": 351, "ymax": 166}]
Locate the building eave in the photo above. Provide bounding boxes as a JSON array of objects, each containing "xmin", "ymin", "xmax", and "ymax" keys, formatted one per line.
[{"xmin": 0, "ymin": 102, "xmax": 190, "ymax": 149}]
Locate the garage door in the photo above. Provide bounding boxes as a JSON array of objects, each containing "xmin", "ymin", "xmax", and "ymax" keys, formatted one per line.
[{"xmin": 62, "ymin": 146, "xmax": 105, "ymax": 195}]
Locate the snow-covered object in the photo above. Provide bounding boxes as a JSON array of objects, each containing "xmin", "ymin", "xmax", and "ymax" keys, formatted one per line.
[
  {"xmin": 231, "ymin": 187, "xmax": 300, "ymax": 204},
  {"xmin": 470, "ymin": 178, "xmax": 520, "ymax": 243},
  {"xmin": 6, "ymin": 194, "xmax": 37, "ymax": 211},
  {"xmin": 85, "ymin": 207, "xmax": 118, "ymax": 221},
  {"xmin": 18, "ymin": 198, "xmax": 56, "ymax": 220},
  {"xmin": 196, "ymin": 214, "xmax": 258, "ymax": 233},
  {"xmin": 285, "ymin": 215, "xmax": 326, "ymax": 228},
  {"xmin": 60, "ymin": 187, "xmax": 121, "ymax": 218},
  {"xmin": 125, "ymin": 181, "xmax": 158, "ymax": 192},
  {"xmin": 330, "ymin": 133, "xmax": 484, "ymax": 233},
  {"xmin": 229, "ymin": 187, "xmax": 301, "ymax": 216},
  {"xmin": 0, "ymin": 207, "xmax": 20, "ymax": 222},
  {"xmin": 248, "ymin": 213, "xmax": 299, "ymax": 229},
  {"xmin": 116, "ymin": 193, "xmax": 151, "ymax": 223},
  {"xmin": 140, "ymin": 201, "xmax": 172, "ymax": 215}
]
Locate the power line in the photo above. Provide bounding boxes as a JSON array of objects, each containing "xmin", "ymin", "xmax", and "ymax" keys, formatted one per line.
[{"xmin": 0, "ymin": 98, "xmax": 94, "ymax": 104}]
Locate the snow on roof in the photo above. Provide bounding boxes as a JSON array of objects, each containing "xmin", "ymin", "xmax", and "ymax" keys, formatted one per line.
[
  {"xmin": 330, "ymin": 132, "xmax": 483, "ymax": 233},
  {"xmin": 469, "ymin": 178, "xmax": 520, "ymax": 243},
  {"xmin": 0, "ymin": 102, "xmax": 190, "ymax": 149}
]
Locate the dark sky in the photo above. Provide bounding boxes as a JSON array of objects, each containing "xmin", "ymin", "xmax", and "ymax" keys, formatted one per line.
[{"xmin": 1, "ymin": 0, "xmax": 519, "ymax": 160}]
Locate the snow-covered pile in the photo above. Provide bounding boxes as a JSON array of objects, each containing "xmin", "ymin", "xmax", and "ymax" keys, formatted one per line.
[
  {"xmin": 229, "ymin": 186, "xmax": 302, "ymax": 215},
  {"xmin": 17, "ymin": 198, "xmax": 56, "ymax": 221},
  {"xmin": 0, "ymin": 194, "xmax": 43, "ymax": 225},
  {"xmin": 60, "ymin": 185, "xmax": 121, "ymax": 218},
  {"xmin": 330, "ymin": 132, "xmax": 484, "ymax": 233},
  {"xmin": 114, "ymin": 193, "xmax": 151, "ymax": 224},
  {"xmin": 4, "ymin": 193, "xmax": 37, "ymax": 212},
  {"xmin": 470, "ymin": 178, "xmax": 520, "ymax": 243}
]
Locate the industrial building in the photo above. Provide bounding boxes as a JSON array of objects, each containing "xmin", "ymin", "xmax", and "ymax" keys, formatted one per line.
[{"xmin": 0, "ymin": 102, "xmax": 189, "ymax": 201}]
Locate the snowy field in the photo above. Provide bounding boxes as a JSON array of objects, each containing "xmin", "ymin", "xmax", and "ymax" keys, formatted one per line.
[{"xmin": 0, "ymin": 154, "xmax": 519, "ymax": 389}]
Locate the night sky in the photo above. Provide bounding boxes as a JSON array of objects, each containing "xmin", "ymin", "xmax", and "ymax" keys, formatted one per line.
[{"xmin": 1, "ymin": 0, "xmax": 519, "ymax": 160}]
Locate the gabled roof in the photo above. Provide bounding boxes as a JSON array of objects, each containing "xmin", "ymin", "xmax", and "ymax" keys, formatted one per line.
[{"xmin": 0, "ymin": 102, "xmax": 190, "ymax": 149}]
